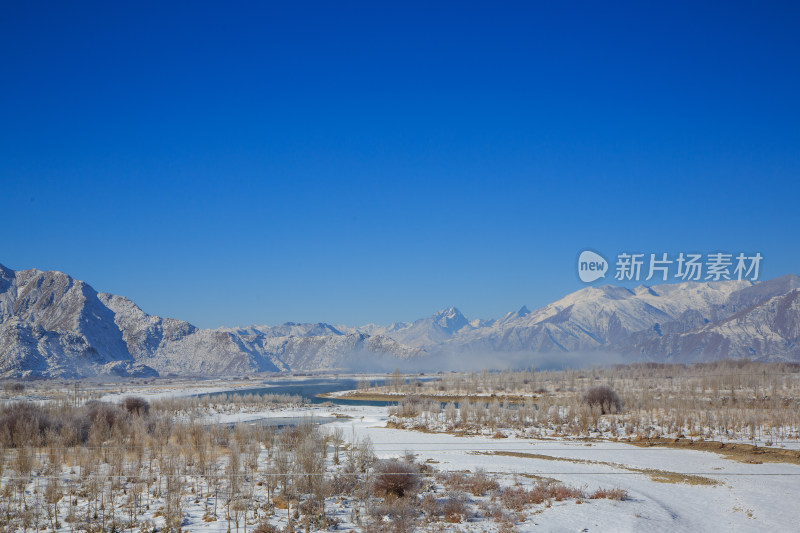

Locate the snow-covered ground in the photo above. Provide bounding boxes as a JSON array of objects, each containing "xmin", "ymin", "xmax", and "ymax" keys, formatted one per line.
[
  {"xmin": 339, "ymin": 413, "xmax": 798, "ymax": 531},
  {"xmin": 98, "ymin": 379, "xmax": 277, "ymax": 403},
  {"xmin": 169, "ymin": 396, "xmax": 800, "ymax": 532},
  {"xmin": 96, "ymin": 374, "xmax": 391, "ymax": 403},
  {"xmin": 4, "ymin": 381, "xmax": 799, "ymax": 532}
]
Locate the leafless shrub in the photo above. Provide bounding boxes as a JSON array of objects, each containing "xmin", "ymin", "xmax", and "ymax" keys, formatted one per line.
[
  {"xmin": 121, "ymin": 396, "xmax": 151, "ymax": 416},
  {"xmin": 253, "ymin": 521, "xmax": 279, "ymax": 533},
  {"xmin": 589, "ymin": 487, "xmax": 627, "ymax": 500},
  {"xmin": 499, "ymin": 486, "xmax": 530, "ymax": 511},
  {"xmin": 550, "ymin": 482, "xmax": 583, "ymax": 501},
  {"xmin": 500, "ymin": 480, "xmax": 585, "ymax": 510},
  {"xmin": 84, "ymin": 401, "xmax": 128, "ymax": 428},
  {"xmin": 390, "ymin": 396, "xmax": 423, "ymax": 418},
  {"xmin": 279, "ymin": 422, "xmax": 313, "ymax": 449},
  {"xmin": 477, "ymin": 499, "xmax": 512, "ymax": 522},
  {"xmin": 354, "ymin": 436, "xmax": 376, "ymax": 472},
  {"xmin": 0, "ymin": 402, "xmax": 60, "ymax": 447},
  {"xmin": 330, "ymin": 465, "xmax": 358, "ymax": 496},
  {"xmin": 441, "ymin": 491, "xmax": 469, "ymax": 523},
  {"xmin": 437, "ymin": 471, "xmax": 467, "ymax": 491},
  {"xmin": 294, "ymin": 427, "xmax": 326, "ymax": 495},
  {"xmin": 439, "ymin": 469, "xmax": 499, "ymax": 496},
  {"xmin": 420, "ymin": 493, "xmax": 441, "ymax": 518},
  {"xmin": 367, "ymin": 496, "xmax": 419, "ymax": 533},
  {"xmin": 466, "ymin": 469, "xmax": 499, "ymax": 496},
  {"xmin": 2, "ymin": 382, "xmax": 25, "ymax": 392},
  {"xmin": 583, "ymin": 385, "xmax": 623, "ymax": 414},
  {"xmin": 373, "ymin": 460, "xmax": 421, "ymax": 498}
]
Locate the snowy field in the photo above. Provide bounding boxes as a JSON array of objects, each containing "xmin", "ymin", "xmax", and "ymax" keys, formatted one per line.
[
  {"xmin": 112, "ymin": 381, "xmax": 800, "ymax": 531},
  {"xmin": 201, "ymin": 402, "xmax": 800, "ymax": 532},
  {"xmin": 1, "ymin": 379, "xmax": 798, "ymax": 532},
  {"xmin": 331, "ymin": 407, "xmax": 800, "ymax": 532}
]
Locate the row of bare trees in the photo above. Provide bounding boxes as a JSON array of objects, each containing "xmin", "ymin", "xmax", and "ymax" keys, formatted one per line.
[
  {"xmin": 384, "ymin": 361, "xmax": 800, "ymax": 444},
  {"xmin": 0, "ymin": 397, "xmax": 631, "ymax": 532},
  {"xmin": 0, "ymin": 388, "xmax": 395, "ymax": 533}
]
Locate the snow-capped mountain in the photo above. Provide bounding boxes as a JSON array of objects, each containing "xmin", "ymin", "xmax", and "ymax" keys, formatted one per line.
[
  {"xmin": 630, "ymin": 288, "xmax": 800, "ymax": 362},
  {"xmin": 0, "ymin": 264, "xmax": 423, "ymax": 378},
  {"xmin": 495, "ymin": 305, "xmax": 531, "ymax": 327},
  {"xmin": 1, "ymin": 261, "xmax": 799, "ymax": 379},
  {"xmin": 370, "ymin": 306, "xmax": 473, "ymax": 348},
  {"xmin": 0, "ymin": 265, "xmax": 156, "ymax": 378},
  {"xmin": 383, "ymin": 276, "xmax": 800, "ymax": 363}
]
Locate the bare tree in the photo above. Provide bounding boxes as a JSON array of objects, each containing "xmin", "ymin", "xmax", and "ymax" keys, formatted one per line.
[{"xmin": 44, "ymin": 477, "xmax": 62, "ymax": 533}]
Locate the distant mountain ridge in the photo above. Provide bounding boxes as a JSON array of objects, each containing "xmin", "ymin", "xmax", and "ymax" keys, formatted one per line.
[
  {"xmin": 346, "ymin": 275, "xmax": 800, "ymax": 363},
  {"xmin": 0, "ymin": 264, "xmax": 423, "ymax": 378},
  {"xmin": 0, "ymin": 262, "xmax": 798, "ymax": 378},
  {"xmin": 416, "ymin": 276, "xmax": 800, "ymax": 362}
]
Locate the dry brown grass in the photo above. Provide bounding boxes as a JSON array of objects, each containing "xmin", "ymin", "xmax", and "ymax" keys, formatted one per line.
[
  {"xmin": 477, "ymin": 450, "xmax": 719, "ymax": 486},
  {"xmin": 589, "ymin": 487, "xmax": 627, "ymax": 500},
  {"xmin": 273, "ymin": 494, "xmax": 290, "ymax": 509},
  {"xmin": 321, "ymin": 391, "xmax": 533, "ymax": 404},
  {"xmin": 438, "ymin": 470, "xmax": 500, "ymax": 496},
  {"xmin": 628, "ymin": 437, "xmax": 800, "ymax": 465},
  {"xmin": 499, "ymin": 480, "xmax": 585, "ymax": 510}
]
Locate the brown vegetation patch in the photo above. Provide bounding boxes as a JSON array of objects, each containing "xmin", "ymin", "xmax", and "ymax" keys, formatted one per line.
[
  {"xmin": 628, "ymin": 438, "xmax": 800, "ymax": 466},
  {"xmin": 319, "ymin": 391, "xmax": 534, "ymax": 404},
  {"xmin": 373, "ymin": 459, "xmax": 421, "ymax": 498},
  {"xmin": 273, "ymin": 494, "xmax": 290, "ymax": 509},
  {"xmin": 476, "ymin": 451, "xmax": 719, "ymax": 486},
  {"xmin": 384, "ymin": 420, "xmax": 476, "ymax": 437},
  {"xmin": 589, "ymin": 487, "xmax": 627, "ymax": 500}
]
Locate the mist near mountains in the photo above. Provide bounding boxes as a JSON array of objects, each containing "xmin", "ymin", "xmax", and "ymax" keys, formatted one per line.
[
  {"xmin": 0, "ymin": 262, "xmax": 798, "ymax": 379},
  {"xmin": 341, "ymin": 348, "xmax": 627, "ymax": 374}
]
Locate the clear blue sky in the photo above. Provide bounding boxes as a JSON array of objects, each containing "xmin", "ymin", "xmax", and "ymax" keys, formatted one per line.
[{"xmin": 1, "ymin": 1, "xmax": 798, "ymax": 328}]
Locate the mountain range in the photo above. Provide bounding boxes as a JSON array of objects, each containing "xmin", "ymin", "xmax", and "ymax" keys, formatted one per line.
[{"xmin": 0, "ymin": 262, "xmax": 798, "ymax": 378}]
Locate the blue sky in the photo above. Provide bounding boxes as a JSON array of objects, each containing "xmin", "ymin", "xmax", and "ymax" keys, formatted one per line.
[{"xmin": 1, "ymin": 1, "xmax": 799, "ymax": 328}]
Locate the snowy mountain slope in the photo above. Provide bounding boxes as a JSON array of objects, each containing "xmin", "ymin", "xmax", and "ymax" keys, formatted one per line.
[
  {"xmin": 345, "ymin": 321, "xmax": 411, "ymax": 336},
  {"xmin": 0, "ymin": 264, "xmax": 424, "ymax": 378},
  {"xmin": 610, "ymin": 276, "xmax": 800, "ymax": 355},
  {"xmin": 1, "ymin": 261, "xmax": 798, "ymax": 377},
  {"xmin": 221, "ymin": 322, "xmax": 345, "ymax": 338},
  {"xmin": 366, "ymin": 275, "xmax": 800, "ymax": 363},
  {"xmin": 495, "ymin": 305, "xmax": 530, "ymax": 327},
  {"xmin": 0, "ymin": 266, "xmax": 156, "ymax": 378},
  {"xmin": 356, "ymin": 307, "xmax": 475, "ymax": 349},
  {"xmin": 272, "ymin": 332, "xmax": 422, "ymax": 372},
  {"xmin": 633, "ymin": 289, "xmax": 800, "ymax": 362}
]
